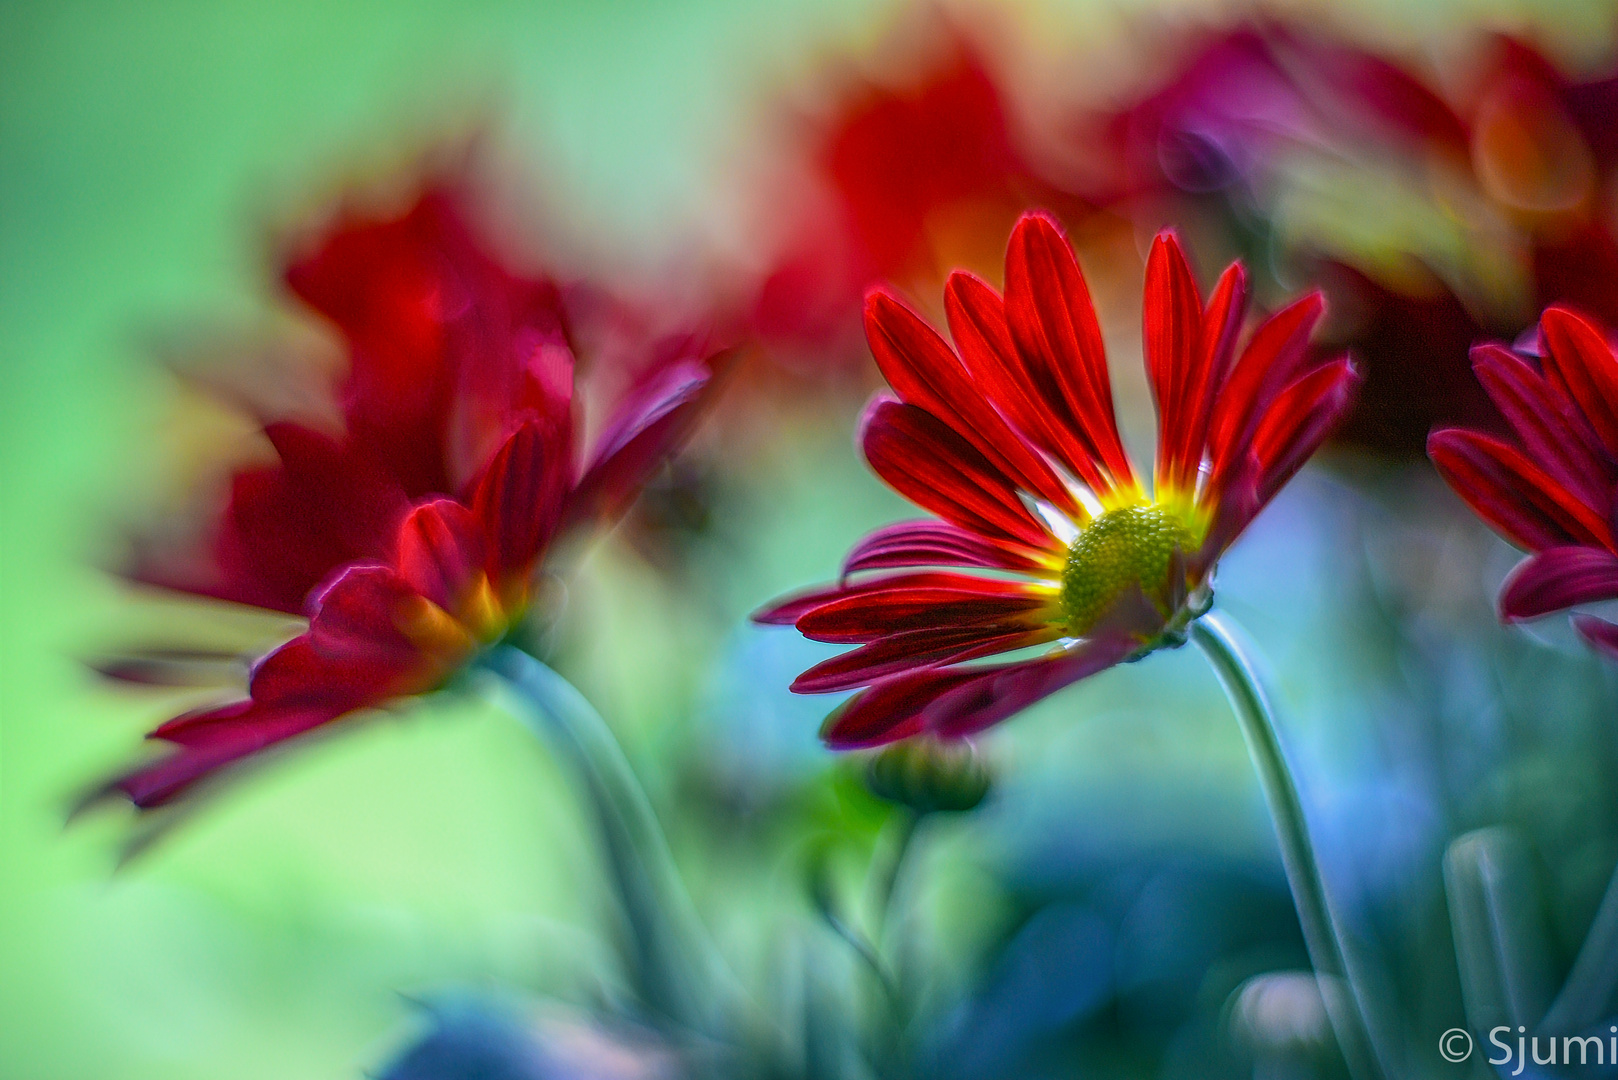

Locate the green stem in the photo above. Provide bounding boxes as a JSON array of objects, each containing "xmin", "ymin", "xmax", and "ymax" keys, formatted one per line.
[
  {"xmin": 873, "ymin": 809, "xmax": 920, "ymax": 949},
  {"xmin": 1190, "ymin": 612, "xmax": 1385, "ymax": 1080},
  {"xmin": 482, "ymin": 644, "xmax": 744, "ymax": 1040}
]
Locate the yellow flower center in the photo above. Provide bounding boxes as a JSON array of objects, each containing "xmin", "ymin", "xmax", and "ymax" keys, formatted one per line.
[
  {"xmin": 1060, "ymin": 503, "xmax": 1197, "ymax": 636},
  {"xmin": 392, "ymin": 570, "xmax": 522, "ymax": 689}
]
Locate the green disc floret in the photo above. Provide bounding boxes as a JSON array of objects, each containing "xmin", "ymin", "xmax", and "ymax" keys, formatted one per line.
[{"xmin": 1061, "ymin": 503, "xmax": 1197, "ymax": 636}]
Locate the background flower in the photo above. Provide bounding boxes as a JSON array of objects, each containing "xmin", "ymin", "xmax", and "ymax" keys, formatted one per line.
[
  {"xmin": 101, "ymin": 178, "xmax": 725, "ymax": 808},
  {"xmin": 1430, "ymin": 305, "xmax": 1618, "ymax": 660}
]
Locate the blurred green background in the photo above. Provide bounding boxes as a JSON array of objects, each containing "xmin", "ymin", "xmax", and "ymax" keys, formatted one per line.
[{"xmin": 5, "ymin": 1, "xmax": 1618, "ymax": 1078}]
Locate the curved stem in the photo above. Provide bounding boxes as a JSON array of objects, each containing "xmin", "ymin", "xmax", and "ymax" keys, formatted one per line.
[
  {"xmin": 873, "ymin": 810, "xmax": 920, "ymax": 949},
  {"xmin": 1190, "ymin": 612, "xmax": 1385, "ymax": 1080},
  {"xmin": 481, "ymin": 645, "xmax": 747, "ymax": 1041}
]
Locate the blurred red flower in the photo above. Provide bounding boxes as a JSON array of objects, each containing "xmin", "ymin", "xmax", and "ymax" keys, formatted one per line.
[
  {"xmin": 1086, "ymin": 24, "xmax": 1618, "ymax": 454},
  {"xmin": 757, "ymin": 212, "xmax": 1355, "ymax": 747},
  {"xmin": 752, "ymin": 33, "xmax": 1084, "ymax": 368},
  {"xmin": 108, "ymin": 184, "xmax": 725, "ymax": 808},
  {"xmin": 1429, "ymin": 306, "xmax": 1618, "ymax": 661}
]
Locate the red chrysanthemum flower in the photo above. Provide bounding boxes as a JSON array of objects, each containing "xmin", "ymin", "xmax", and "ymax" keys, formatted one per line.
[
  {"xmin": 1429, "ymin": 305, "xmax": 1618, "ymax": 661},
  {"xmin": 106, "ymin": 185, "xmax": 724, "ymax": 808},
  {"xmin": 756, "ymin": 212, "xmax": 1357, "ymax": 748}
]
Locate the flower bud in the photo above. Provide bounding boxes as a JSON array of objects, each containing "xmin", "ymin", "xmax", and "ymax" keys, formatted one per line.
[{"xmin": 864, "ymin": 736, "xmax": 991, "ymax": 814}]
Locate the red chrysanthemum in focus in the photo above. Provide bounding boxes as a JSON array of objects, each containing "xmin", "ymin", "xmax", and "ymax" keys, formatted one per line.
[
  {"xmin": 756, "ymin": 212, "xmax": 1357, "ymax": 747},
  {"xmin": 107, "ymin": 185, "xmax": 725, "ymax": 808},
  {"xmin": 1429, "ymin": 306, "xmax": 1618, "ymax": 661}
]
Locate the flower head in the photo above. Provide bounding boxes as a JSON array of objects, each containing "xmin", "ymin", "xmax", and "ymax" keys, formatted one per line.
[
  {"xmin": 1429, "ymin": 305, "xmax": 1618, "ymax": 661},
  {"xmin": 756, "ymin": 212, "xmax": 1356, "ymax": 748},
  {"xmin": 106, "ymin": 184, "xmax": 725, "ymax": 808}
]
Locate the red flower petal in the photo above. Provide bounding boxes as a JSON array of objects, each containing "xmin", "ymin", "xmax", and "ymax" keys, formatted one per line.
[
  {"xmin": 120, "ymin": 699, "xmax": 355, "ymax": 808},
  {"xmin": 1471, "ymin": 342, "xmax": 1614, "ymax": 511},
  {"xmin": 1202, "ymin": 359, "xmax": 1357, "ymax": 556},
  {"xmin": 794, "ymin": 572, "xmax": 1054, "ymax": 644},
  {"xmin": 1206, "ymin": 292, "xmax": 1325, "ymax": 490},
  {"xmin": 841, "ymin": 519, "xmax": 1049, "ymax": 576},
  {"xmin": 791, "ymin": 624, "xmax": 1061, "ymax": 693},
  {"xmin": 1429, "ymin": 429, "xmax": 1613, "ymax": 551},
  {"xmin": 752, "ymin": 582, "xmax": 848, "ymax": 626},
  {"xmin": 1573, "ymin": 614, "xmax": 1618, "ymax": 661},
  {"xmin": 1182, "ymin": 260, "xmax": 1249, "ymax": 476},
  {"xmin": 861, "ymin": 396, "xmax": 1055, "ymax": 551},
  {"xmin": 1003, "ymin": 213, "xmax": 1136, "ymax": 492},
  {"xmin": 394, "ymin": 499, "xmax": 485, "ymax": 612},
  {"xmin": 864, "ymin": 288, "xmax": 1078, "ymax": 516},
  {"xmin": 566, "ymin": 358, "xmax": 716, "ymax": 530},
  {"xmin": 820, "ymin": 635, "xmax": 1133, "ymax": 749},
  {"xmin": 304, "ymin": 563, "xmax": 422, "ymax": 662},
  {"xmin": 1249, "ymin": 358, "xmax": 1360, "ymax": 499},
  {"xmin": 470, "ymin": 422, "xmax": 568, "ymax": 580},
  {"xmin": 1539, "ymin": 306, "xmax": 1618, "ymax": 457},
  {"xmin": 1498, "ymin": 546, "xmax": 1618, "ymax": 620},
  {"xmin": 945, "ymin": 270, "xmax": 1109, "ymax": 499},
  {"xmin": 157, "ymin": 423, "xmax": 407, "ymax": 615},
  {"xmin": 1144, "ymin": 230, "xmax": 1204, "ymax": 487}
]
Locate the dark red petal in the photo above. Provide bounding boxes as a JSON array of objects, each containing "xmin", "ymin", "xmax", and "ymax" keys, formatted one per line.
[
  {"xmin": 945, "ymin": 270, "xmax": 1111, "ymax": 497},
  {"xmin": 1429, "ymin": 429, "xmax": 1612, "ymax": 551},
  {"xmin": 792, "ymin": 624, "xmax": 1062, "ymax": 693},
  {"xmin": 794, "ymin": 573, "xmax": 1053, "ymax": 644},
  {"xmin": 927, "ymin": 634, "xmax": 1137, "ymax": 738},
  {"xmin": 752, "ymin": 582, "xmax": 849, "ymax": 625},
  {"xmin": 1471, "ymin": 342, "xmax": 1614, "ymax": 510},
  {"xmin": 1249, "ymin": 359, "xmax": 1360, "ymax": 499},
  {"xmin": 243, "ymin": 638, "xmax": 332, "ymax": 704},
  {"xmin": 285, "ymin": 188, "xmax": 573, "ymax": 498},
  {"xmin": 450, "ymin": 318, "xmax": 574, "ymax": 493},
  {"xmin": 820, "ymin": 635, "xmax": 1133, "ymax": 749},
  {"xmin": 566, "ymin": 358, "xmax": 716, "ymax": 531},
  {"xmin": 393, "ymin": 499, "xmax": 485, "ymax": 611},
  {"xmin": 245, "ymin": 632, "xmax": 412, "ymax": 712},
  {"xmin": 1206, "ymin": 292, "xmax": 1325, "ymax": 487},
  {"xmin": 864, "ymin": 289, "xmax": 1078, "ymax": 515},
  {"xmin": 1539, "ymin": 306, "xmax": 1618, "ymax": 457},
  {"xmin": 145, "ymin": 422, "xmax": 408, "ymax": 615},
  {"xmin": 1498, "ymin": 546, "xmax": 1618, "ymax": 620},
  {"xmin": 1204, "ymin": 358, "xmax": 1357, "ymax": 557},
  {"xmin": 305, "ymin": 563, "xmax": 420, "ymax": 661},
  {"xmin": 1003, "ymin": 213, "xmax": 1136, "ymax": 490},
  {"xmin": 1573, "ymin": 614, "xmax": 1618, "ymax": 661},
  {"xmin": 842, "ymin": 520, "xmax": 1049, "ymax": 575},
  {"xmin": 119, "ymin": 699, "xmax": 354, "ymax": 808},
  {"xmin": 469, "ymin": 422, "xmax": 568, "ymax": 579},
  {"xmin": 755, "ymin": 570, "xmax": 1043, "ymax": 626},
  {"xmin": 1143, "ymin": 230, "xmax": 1203, "ymax": 487},
  {"xmin": 1178, "ymin": 260, "xmax": 1249, "ymax": 488},
  {"xmin": 862, "ymin": 397, "xmax": 1054, "ymax": 550}
]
